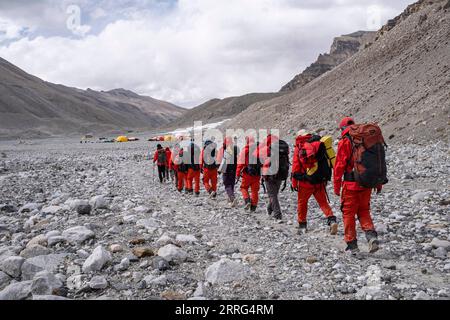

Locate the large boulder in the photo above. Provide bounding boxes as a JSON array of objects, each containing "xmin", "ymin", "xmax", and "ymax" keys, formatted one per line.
[
  {"xmin": 0, "ymin": 256, "xmax": 25, "ymax": 278},
  {"xmin": 62, "ymin": 226, "xmax": 95, "ymax": 244},
  {"xmin": 21, "ymin": 254, "xmax": 67, "ymax": 280},
  {"xmin": 31, "ymin": 271, "xmax": 64, "ymax": 296},
  {"xmin": 205, "ymin": 258, "xmax": 251, "ymax": 284},
  {"xmin": 157, "ymin": 244, "xmax": 187, "ymax": 263},
  {"xmin": 82, "ymin": 246, "xmax": 112, "ymax": 273},
  {"xmin": 0, "ymin": 281, "xmax": 32, "ymax": 300}
]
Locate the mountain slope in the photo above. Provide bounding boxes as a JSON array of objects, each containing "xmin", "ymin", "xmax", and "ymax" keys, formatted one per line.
[
  {"xmin": 230, "ymin": 0, "xmax": 450, "ymax": 142},
  {"xmin": 280, "ymin": 31, "xmax": 376, "ymax": 92},
  {"xmin": 0, "ymin": 58, "xmax": 185, "ymax": 139},
  {"xmin": 166, "ymin": 92, "xmax": 283, "ymax": 128}
]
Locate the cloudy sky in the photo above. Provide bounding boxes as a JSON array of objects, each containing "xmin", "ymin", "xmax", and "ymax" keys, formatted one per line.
[{"xmin": 0, "ymin": 0, "xmax": 413, "ymax": 107}]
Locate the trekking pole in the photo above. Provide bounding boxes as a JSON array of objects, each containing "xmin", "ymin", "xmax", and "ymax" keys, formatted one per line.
[{"xmin": 281, "ymin": 180, "xmax": 287, "ymax": 192}]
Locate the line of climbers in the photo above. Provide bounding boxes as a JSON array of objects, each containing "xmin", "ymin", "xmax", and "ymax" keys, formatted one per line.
[{"xmin": 152, "ymin": 117, "xmax": 388, "ymax": 254}]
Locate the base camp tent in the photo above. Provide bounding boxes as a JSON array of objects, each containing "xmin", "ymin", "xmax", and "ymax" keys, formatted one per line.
[
  {"xmin": 164, "ymin": 135, "xmax": 176, "ymax": 142},
  {"xmin": 116, "ymin": 136, "xmax": 129, "ymax": 143}
]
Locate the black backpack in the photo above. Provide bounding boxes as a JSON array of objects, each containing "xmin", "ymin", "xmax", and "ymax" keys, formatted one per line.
[
  {"xmin": 188, "ymin": 143, "xmax": 201, "ymax": 171},
  {"xmin": 157, "ymin": 149, "xmax": 166, "ymax": 164},
  {"xmin": 246, "ymin": 143, "xmax": 261, "ymax": 176},
  {"xmin": 274, "ymin": 140, "xmax": 290, "ymax": 180},
  {"xmin": 203, "ymin": 142, "xmax": 218, "ymax": 169}
]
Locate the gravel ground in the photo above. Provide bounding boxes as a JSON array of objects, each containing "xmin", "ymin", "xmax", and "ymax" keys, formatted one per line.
[{"xmin": 0, "ymin": 139, "xmax": 449, "ymax": 300}]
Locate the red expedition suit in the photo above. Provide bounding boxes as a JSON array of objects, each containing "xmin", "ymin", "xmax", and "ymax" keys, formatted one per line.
[
  {"xmin": 236, "ymin": 136, "xmax": 261, "ymax": 206},
  {"xmin": 200, "ymin": 148, "xmax": 218, "ymax": 194},
  {"xmin": 334, "ymin": 127, "xmax": 380, "ymax": 243},
  {"xmin": 292, "ymin": 134, "xmax": 334, "ymax": 224},
  {"xmin": 186, "ymin": 143, "xmax": 201, "ymax": 194},
  {"xmin": 173, "ymin": 149, "xmax": 188, "ymax": 192}
]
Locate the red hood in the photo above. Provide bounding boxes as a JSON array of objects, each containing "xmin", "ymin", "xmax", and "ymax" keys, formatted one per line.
[{"xmin": 295, "ymin": 134, "xmax": 312, "ymax": 146}]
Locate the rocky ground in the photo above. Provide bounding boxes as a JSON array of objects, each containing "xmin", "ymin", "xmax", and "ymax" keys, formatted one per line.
[{"xmin": 0, "ymin": 139, "xmax": 449, "ymax": 300}]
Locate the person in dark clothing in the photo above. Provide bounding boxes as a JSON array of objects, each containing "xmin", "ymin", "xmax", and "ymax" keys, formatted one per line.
[
  {"xmin": 186, "ymin": 141, "xmax": 201, "ymax": 196},
  {"xmin": 153, "ymin": 144, "xmax": 167, "ymax": 183},
  {"xmin": 258, "ymin": 135, "xmax": 290, "ymax": 220},
  {"xmin": 217, "ymin": 136, "xmax": 239, "ymax": 207}
]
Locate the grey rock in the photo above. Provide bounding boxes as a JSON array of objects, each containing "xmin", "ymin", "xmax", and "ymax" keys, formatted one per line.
[
  {"xmin": 82, "ymin": 246, "xmax": 112, "ymax": 273},
  {"xmin": 114, "ymin": 258, "xmax": 130, "ymax": 272},
  {"xmin": 19, "ymin": 203, "xmax": 41, "ymax": 213},
  {"xmin": 41, "ymin": 206, "xmax": 63, "ymax": 214},
  {"xmin": 89, "ymin": 276, "xmax": 108, "ymax": 290},
  {"xmin": 152, "ymin": 256, "xmax": 170, "ymax": 271},
  {"xmin": 62, "ymin": 226, "xmax": 95, "ymax": 245},
  {"xmin": 413, "ymin": 291, "xmax": 431, "ymax": 300},
  {"xmin": 157, "ymin": 244, "xmax": 187, "ymax": 263},
  {"xmin": 21, "ymin": 254, "xmax": 67, "ymax": 280},
  {"xmin": 20, "ymin": 245, "xmax": 51, "ymax": 259},
  {"xmin": 47, "ymin": 236, "xmax": 66, "ymax": 247},
  {"xmin": 0, "ymin": 281, "xmax": 32, "ymax": 300},
  {"xmin": 175, "ymin": 234, "xmax": 198, "ymax": 244},
  {"xmin": 76, "ymin": 204, "xmax": 92, "ymax": 215},
  {"xmin": 66, "ymin": 275, "xmax": 85, "ymax": 291},
  {"xmin": 0, "ymin": 271, "xmax": 11, "ymax": 290},
  {"xmin": 205, "ymin": 258, "xmax": 251, "ymax": 284},
  {"xmin": 31, "ymin": 271, "xmax": 64, "ymax": 296},
  {"xmin": 430, "ymin": 238, "xmax": 450, "ymax": 250},
  {"xmin": 136, "ymin": 218, "xmax": 161, "ymax": 232},
  {"xmin": 143, "ymin": 274, "xmax": 167, "ymax": 287},
  {"xmin": 433, "ymin": 247, "xmax": 447, "ymax": 259},
  {"xmin": 0, "ymin": 256, "xmax": 25, "ymax": 278},
  {"xmin": 89, "ymin": 195, "xmax": 108, "ymax": 209}
]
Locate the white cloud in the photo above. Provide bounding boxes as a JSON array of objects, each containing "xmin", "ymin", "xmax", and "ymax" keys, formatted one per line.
[{"xmin": 0, "ymin": 0, "xmax": 414, "ymax": 107}]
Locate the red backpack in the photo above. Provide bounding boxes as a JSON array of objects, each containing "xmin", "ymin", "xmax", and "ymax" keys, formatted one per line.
[{"xmin": 347, "ymin": 124, "xmax": 388, "ymax": 188}]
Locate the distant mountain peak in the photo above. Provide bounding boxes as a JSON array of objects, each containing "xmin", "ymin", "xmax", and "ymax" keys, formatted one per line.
[
  {"xmin": 106, "ymin": 88, "xmax": 141, "ymax": 98},
  {"xmin": 280, "ymin": 30, "xmax": 376, "ymax": 92}
]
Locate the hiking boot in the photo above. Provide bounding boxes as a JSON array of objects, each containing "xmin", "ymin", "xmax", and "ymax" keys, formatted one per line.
[
  {"xmin": 230, "ymin": 198, "xmax": 237, "ymax": 208},
  {"xmin": 250, "ymin": 205, "xmax": 257, "ymax": 212},
  {"xmin": 244, "ymin": 199, "xmax": 251, "ymax": 211},
  {"xmin": 298, "ymin": 222, "xmax": 307, "ymax": 235},
  {"xmin": 368, "ymin": 238, "xmax": 380, "ymax": 253},
  {"xmin": 327, "ymin": 216, "xmax": 338, "ymax": 236},
  {"xmin": 273, "ymin": 214, "xmax": 282, "ymax": 221},
  {"xmin": 345, "ymin": 240, "xmax": 359, "ymax": 254},
  {"xmin": 266, "ymin": 203, "xmax": 273, "ymax": 216},
  {"xmin": 210, "ymin": 191, "xmax": 217, "ymax": 199}
]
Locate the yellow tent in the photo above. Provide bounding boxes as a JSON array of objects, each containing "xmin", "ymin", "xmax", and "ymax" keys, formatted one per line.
[
  {"xmin": 164, "ymin": 135, "xmax": 176, "ymax": 142},
  {"xmin": 116, "ymin": 136, "xmax": 129, "ymax": 143}
]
